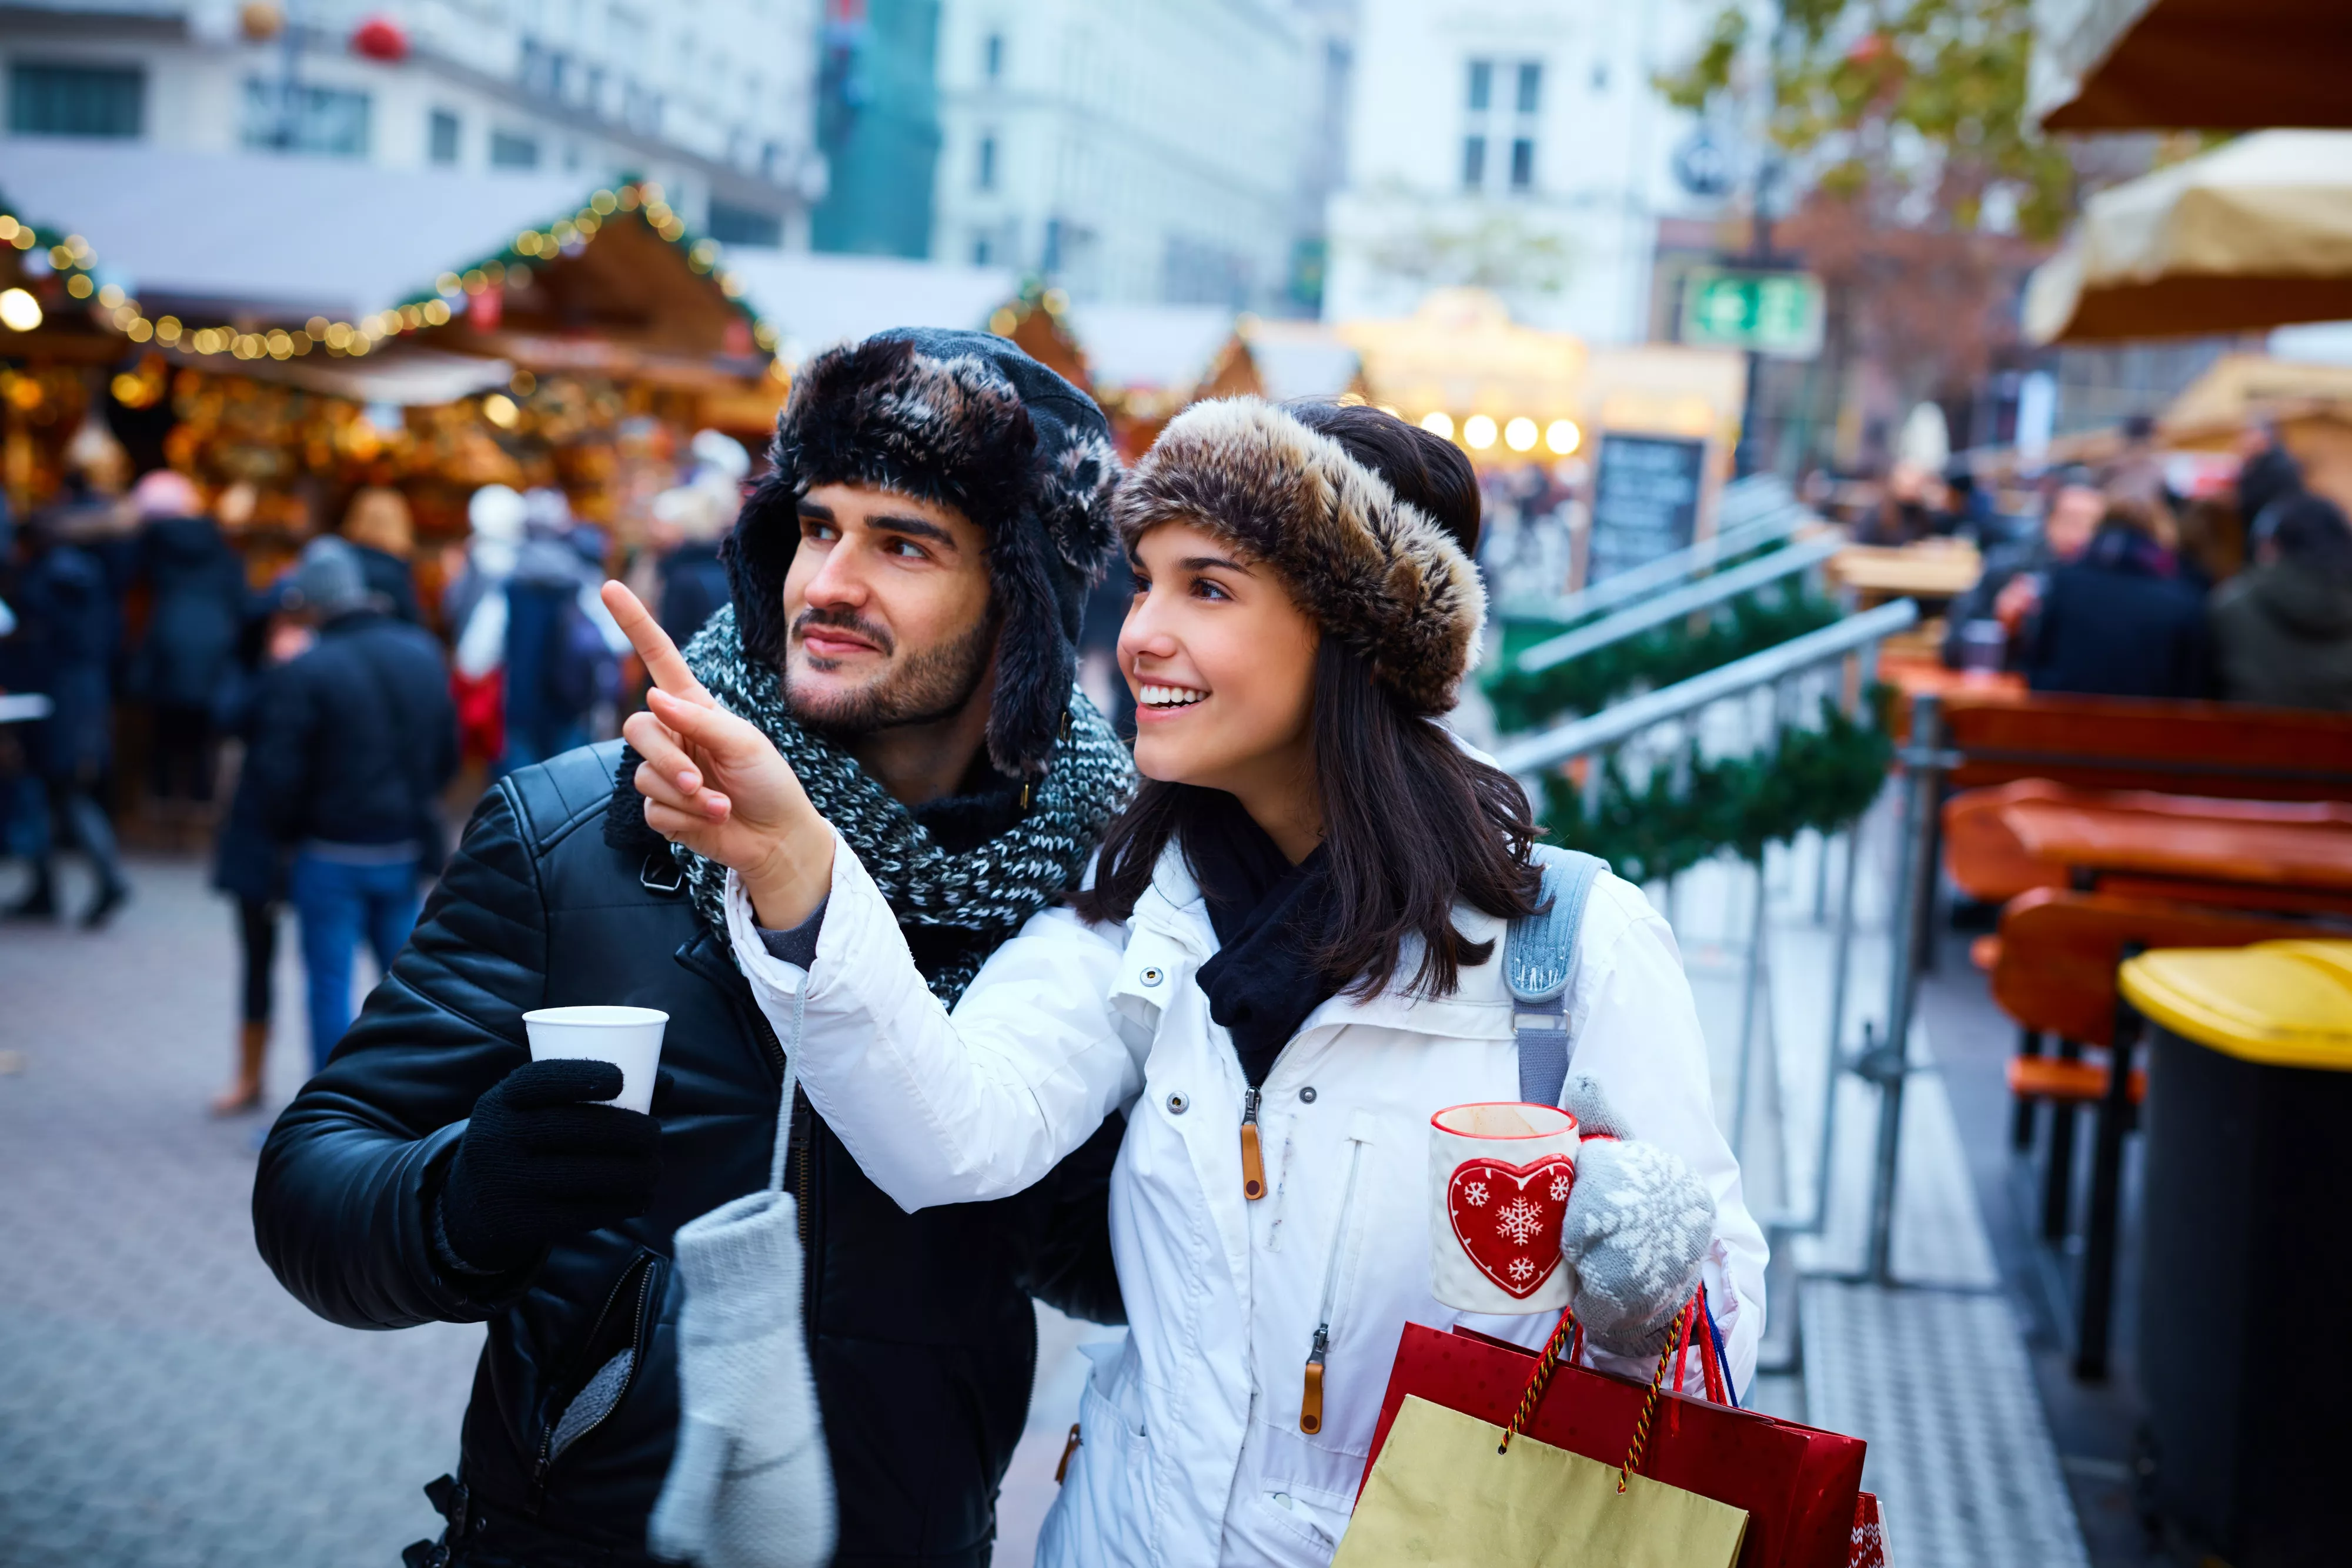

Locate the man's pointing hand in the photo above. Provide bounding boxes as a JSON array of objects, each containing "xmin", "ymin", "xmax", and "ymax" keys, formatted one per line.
[{"xmin": 603, "ymin": 581, "xmax": 835, "ymax": 928}]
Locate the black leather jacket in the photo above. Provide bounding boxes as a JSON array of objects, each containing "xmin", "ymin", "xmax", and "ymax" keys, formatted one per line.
[{"xmin": 253, "ymin": 743, "xmax": 1121, "ymax": 1566}]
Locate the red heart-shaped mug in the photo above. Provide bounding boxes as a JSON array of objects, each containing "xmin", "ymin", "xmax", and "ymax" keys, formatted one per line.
[{"xmin": 1428, "ymin": 1102, "xmax": 1580, "ymax": 1313}]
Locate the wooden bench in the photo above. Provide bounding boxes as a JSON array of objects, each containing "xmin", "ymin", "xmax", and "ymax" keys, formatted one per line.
[
  {"xmin": 1943, "ymin": 780, "xmax": 2352, "ymax": 907},
  {"xmin": 1937, "ymin": 694, "xmax": 2352, "ymax": 801}
]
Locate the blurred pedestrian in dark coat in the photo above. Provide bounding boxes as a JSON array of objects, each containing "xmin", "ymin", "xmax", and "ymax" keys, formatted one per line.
[
  {"xmin": 498, "ymin": 491, "xmax": 607, "ymax": 773},
  {"xmin": 208, "ymin": 579, "xmax": 311, "ymax": 1114},
  {"xmin": 2024, "ymin": 500, "xmax": 2211, "ymax": 700},
  {"xmin": 339, "ymin": 486, "xmax": 423, "ymax": 624},
  {"xmin": 245, "ymin": 539, "xmax": 456, "ymax": 1072},
  {"xmin": 647, "ymin": 481, "xmax": 735, "ymax": 645},
  {"xmin": 5, "ymin": 504, "xmax": 131, "ymax": 925},
  {"xmin": 129, "ymin": 470, "xmax": 246, "ymax": 818},
  {"xmin": 1942, "ymin": 473, "xmax": 2103, "ymax": 669},
  {"xmin": 2210, "ymin": 492, "xmax": 2352, "ymax": 711}
]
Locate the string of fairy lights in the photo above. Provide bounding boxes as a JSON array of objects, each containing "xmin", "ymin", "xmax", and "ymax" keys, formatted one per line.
[{"xmin": 1, "ymin": 179, "xmax": 781, "ymax": 374}]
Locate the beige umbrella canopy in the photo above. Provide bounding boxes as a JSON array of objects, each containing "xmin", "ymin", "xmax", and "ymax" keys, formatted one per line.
[{"xmin": 2024, "ymin": 131, "xmax": 2352, "ymax": 343}]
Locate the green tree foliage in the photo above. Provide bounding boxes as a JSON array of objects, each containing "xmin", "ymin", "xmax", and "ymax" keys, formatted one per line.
[{"xmin": 1658, "ymin": 0, "xmax": 2073, "ymax": 243}]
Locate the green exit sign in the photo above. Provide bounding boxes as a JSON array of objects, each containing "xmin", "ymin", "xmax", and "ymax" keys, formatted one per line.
[{"xmin": 1680, "ymin": 268, "xmax": 1825, "ymax": 359}]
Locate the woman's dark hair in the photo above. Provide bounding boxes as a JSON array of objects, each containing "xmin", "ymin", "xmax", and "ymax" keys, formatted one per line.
[{"xmin": 1075, "ymin": 400, "xmax": 1544, "ymax": 1000}]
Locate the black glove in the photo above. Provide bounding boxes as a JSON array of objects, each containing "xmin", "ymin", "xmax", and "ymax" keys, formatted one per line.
[{"xmin": 436, "ymin": 1058, "xmax": 664, "ymax": 1276}]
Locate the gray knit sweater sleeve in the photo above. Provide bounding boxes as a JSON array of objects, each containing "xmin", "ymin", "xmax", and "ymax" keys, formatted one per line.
[{"xmin": 756, "ymin": 899, "xmax": 827, "ymax": 969}]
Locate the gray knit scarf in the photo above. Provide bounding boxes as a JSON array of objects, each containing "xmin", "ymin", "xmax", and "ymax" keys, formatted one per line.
[{"xmin": 669, "ymin": 606, "xmax": 1135, "ymax": 1005}]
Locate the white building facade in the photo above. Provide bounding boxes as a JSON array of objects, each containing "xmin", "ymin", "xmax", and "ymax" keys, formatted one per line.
[
  {"xmin": 1323, "ymin": 0, "xmax": 1718, "ymax": 342},
  {"xmin": 930, "ymin": 0, "xmax": 1317, "ymax": 310},
  {"xmin": 0, "ymin": 0, "xmax": 824, "ymax": 246}
]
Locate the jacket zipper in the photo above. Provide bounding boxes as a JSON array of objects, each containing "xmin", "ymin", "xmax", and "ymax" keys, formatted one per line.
[
  {"xmin": 1239, "ymin": 1086, "xmax": 1266, "ymax": 1200},
  {"xmin": 751, "ymin": 1012, "xmax": 811, "ymax": 1256},
  {"xmin": 1300, "ymin": 1129, "xmax": 1368, "ymax": 1435},
  {"xmin": 533, "ymin": 1252, "xmax": 658, "ymax": 1497}
]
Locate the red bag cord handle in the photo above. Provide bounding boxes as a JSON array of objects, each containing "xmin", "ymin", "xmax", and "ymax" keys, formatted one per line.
[{"xmin": 1496, "ymin": 1290, "xmax": 1706, "ymax": 1497}]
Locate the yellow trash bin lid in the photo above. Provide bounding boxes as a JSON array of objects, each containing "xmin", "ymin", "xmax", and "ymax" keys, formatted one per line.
[{"xmin": 2119, "ymin": 940, "xmax": 2352, "ymax": 1072}]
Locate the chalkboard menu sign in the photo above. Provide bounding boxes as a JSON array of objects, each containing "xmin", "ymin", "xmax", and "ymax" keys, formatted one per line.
[{"xmin": 1588, "ymin": 434, "xmax": 1706, "ymax": 584}]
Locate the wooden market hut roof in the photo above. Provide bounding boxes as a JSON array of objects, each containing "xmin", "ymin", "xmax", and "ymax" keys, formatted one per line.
[
  {"xmin": 0, "ymin": 187, "xmax": 122, "ymax": 365},
  {"xmin": 399, "ymin": 179, "xmax": 777, "ymax": 391}
]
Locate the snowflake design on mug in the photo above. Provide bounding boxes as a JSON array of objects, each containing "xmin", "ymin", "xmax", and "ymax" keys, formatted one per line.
[
  {"xmin": 1462, "ymin": 1181, "xmax": 1489, "ymax": 1207},
  {"xmin": 1494, "ymin": 1195, "xmax": 1545, "ymax": 1245},
  {"xmin": 1508, "ymin": 1256, "xmax": 1537, "ymax": 1284},
  {"xmin": 1549, "ymin": 1171, "xmax": 1573, "ymax": 1202}
]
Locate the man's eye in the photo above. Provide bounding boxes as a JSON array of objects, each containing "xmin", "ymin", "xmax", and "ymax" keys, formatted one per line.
[
  {"xmin": 803, "ymin": 521, "xmax": 838, "ymax": 541},
  {"xmin": 1194, "ymin": 578, "xmax": 1231, "ymax": 601},
  {"xmin": 886, "ymin": 538, "xmax": 928, "ymax": 559}
]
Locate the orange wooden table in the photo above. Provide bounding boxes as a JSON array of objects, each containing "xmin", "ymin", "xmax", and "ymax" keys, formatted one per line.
[{"xmin": 2001, "ymin": 800, "xmax": 2352, "ymax": 913}]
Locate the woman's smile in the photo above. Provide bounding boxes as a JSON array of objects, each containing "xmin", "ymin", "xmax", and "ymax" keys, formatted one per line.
[{"xmin": 1136, "ymin": 680, "xmax": 1211, "ymax": 718}]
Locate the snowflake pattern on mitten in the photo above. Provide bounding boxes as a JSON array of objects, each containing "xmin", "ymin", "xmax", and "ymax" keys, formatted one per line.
[{"xmin": 1561, "ymin": 1138, "xmax": 1716, "ymax": 1358}]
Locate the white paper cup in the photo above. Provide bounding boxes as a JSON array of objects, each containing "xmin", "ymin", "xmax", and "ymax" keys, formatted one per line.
[
  {"xmin": 522, "ymin": 1006, "xmax": 669, "ymax": 1115},
  {"xmin": 1428, "ymin": 1101, "xmax": 1581, "ymax": 1314}
]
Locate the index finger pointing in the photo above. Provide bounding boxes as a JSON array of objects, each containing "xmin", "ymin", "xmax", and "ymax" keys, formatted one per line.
[{"xmin": 601, "ymin": 580, "xmax": 711, "ymax": 705}]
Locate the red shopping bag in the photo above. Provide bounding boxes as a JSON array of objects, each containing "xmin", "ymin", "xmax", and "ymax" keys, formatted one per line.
[{"xmin": 1357, "ymin": 1309, "xmax": 1865, "ymax": 1568}]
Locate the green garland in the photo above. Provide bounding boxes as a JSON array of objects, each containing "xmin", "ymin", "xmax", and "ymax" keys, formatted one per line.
[
  {"xmin": 1486, "ymin": 580, "xmax": 1842, "ymax": 734},
  {"xmin": 1539, "ymin": 687, "xmax": 1893, "ymax": 884}
]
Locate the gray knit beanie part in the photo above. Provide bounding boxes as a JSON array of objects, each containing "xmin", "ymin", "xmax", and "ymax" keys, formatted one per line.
[{"xmin": 290, "ymin": 536, "xmax": 370, "ymax": 617}]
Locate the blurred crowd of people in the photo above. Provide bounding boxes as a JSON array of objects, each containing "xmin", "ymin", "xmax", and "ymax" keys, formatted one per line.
[
  {"xmin": 0, "ymin": 426, "xmax": 754, "ymax": 1113},
  {"xmin": 1917, "ymin": 433, "xmax": 2352, "ymax": 711}
]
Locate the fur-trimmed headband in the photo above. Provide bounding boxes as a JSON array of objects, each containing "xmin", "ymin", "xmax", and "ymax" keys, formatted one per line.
[{"xmin": 1112, "ymin": 399, "xmax": 1486, "ymax": 715}]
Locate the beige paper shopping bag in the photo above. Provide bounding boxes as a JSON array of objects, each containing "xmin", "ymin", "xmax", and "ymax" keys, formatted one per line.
[{"xmin": 1332, "ymin": 1396, "xmax": 1750, "ymax": 1568}]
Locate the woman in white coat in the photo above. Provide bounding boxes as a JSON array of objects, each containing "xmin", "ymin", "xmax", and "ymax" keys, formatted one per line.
[{"xmin": 612, "ymin": 399, "xmax": 1768, "ymax": 1567}]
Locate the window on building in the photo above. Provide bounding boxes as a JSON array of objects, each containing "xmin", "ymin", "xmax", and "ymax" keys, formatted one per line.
[
  {"xmin": 1516, "ymin": 62, "xmax": 1543, "ymax": 115},
  {"xmin": 490, "ymin": 129, "xmax": 541, "ymax": 168},
  {"xmin": 1592, "ymin": 61, "xmax": 1609, "ymax": 91},
  {"xmin": 429, "ymin": 108, "xmax": 460, "ymax": 165},
  {"xmin": 976, "ymin": 133, "xmax": 997, "ymax": 191},
  {"xmin": 984, "ymin": 32, "xmax": 1004, "ymax": 81},
  {"xmin": 1510, "ymin": 137, "xmax": 1535, "ymax": 191},
  {"xmin": 973, "ymin": 233, "xmax": 994, "ymax": 266},
  {"xmin": 1461, "ymin": 135, "xmax": 1485, "ymax": 191},
  {"xmin": 1465, "ymin": 59, "xmax": 1491, "ymax": 113},
  {"xmin": 240, "ymin": 79, "xmax": 370, "ymax": 156},
  {"xmin": 709, "ymin": 201, "xmax": 783, "ymax": 248},
  {"xmin": 9, "ymin": 62, "xmax": 145, "ymax": 138}
]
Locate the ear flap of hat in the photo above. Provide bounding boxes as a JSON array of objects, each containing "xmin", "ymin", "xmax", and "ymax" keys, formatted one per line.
[
  {"xmin": 984, "ymin": 506, "xmax": 1078, "ymax": 777},
  {"xmin": 721, "ymin": 464, "xmax": 800, "ymax": 666}
]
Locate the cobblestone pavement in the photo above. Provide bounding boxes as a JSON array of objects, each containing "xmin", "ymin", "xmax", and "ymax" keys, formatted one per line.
[{"xmin": 0, "ymin": 853, "xmax": 482, "ymax": 1568}]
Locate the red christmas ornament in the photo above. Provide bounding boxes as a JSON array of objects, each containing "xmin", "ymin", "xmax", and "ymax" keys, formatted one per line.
[{"xmin": 350, "ymin": 15, "xmax": 409, "ymax": 62}]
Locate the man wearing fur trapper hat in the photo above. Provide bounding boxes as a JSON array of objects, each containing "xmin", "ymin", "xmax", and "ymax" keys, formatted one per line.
[{"xmin": 253, "ymin": 329, "xmax": 1135, "ymax": 1568}]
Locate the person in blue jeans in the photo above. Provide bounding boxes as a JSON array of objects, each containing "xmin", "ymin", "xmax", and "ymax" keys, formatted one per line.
[{"xmin": 244, "ymin": 539, "xmax": 457, "ymax": 1072}]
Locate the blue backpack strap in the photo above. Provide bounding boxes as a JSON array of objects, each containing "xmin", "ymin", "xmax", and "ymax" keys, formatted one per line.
[{"xmin": 1506, "ymin": 845, "xmax": 1609, "ymax": 1108}]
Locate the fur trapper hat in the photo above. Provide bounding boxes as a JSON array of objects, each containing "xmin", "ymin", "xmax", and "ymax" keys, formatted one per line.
[
  {"xmin": 723, "ymin": 328, "xmax": 1120, "ymax": 775},
  {"xmin": 1112, "ymin": 397, "xmax": 1486, "ymax": 716}
]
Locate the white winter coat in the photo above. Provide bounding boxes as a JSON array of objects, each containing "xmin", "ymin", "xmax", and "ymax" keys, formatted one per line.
[{"xmin": 726, "ymin": 837, "xmax": 1768, "ymax": 1568}]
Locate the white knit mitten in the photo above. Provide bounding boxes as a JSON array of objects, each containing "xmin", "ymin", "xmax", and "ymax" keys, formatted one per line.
[
  {"xmin": 1559, "ymin": 1075, "xmax": 1716, "ymax": 1359},
  {"xmin": 647, "ymin": 1189, "xmax": 835, "ymax": 1568}
]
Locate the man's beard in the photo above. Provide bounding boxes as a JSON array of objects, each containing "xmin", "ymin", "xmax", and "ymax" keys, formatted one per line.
[{"xmin": 784, "ymin": 603, "xmax": 998, "ymax": 735}]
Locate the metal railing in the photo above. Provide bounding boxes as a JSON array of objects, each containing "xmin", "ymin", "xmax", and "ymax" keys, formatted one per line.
[
  {"xmin": 1501, "ymin": 598, "xmax": 1921, "ymax": 1259},
  {"xmin": 1511, "ymin": 534, "xmax": 1844, "ymax": 678},
  {"xmin": 1496, "ymin": 599, "xmax": 1918, "ymax": 775},
  {"xmin": 1511, "ymin": 474, "xmax": 1805, "ymax": 627}
]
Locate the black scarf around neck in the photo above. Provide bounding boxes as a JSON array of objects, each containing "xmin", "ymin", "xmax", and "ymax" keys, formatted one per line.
[{"xmin": 1185, "ymin": 792, "xmax": 1343, "ymax": 1087}]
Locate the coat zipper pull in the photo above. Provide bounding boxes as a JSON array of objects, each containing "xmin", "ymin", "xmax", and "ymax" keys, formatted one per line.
[
  {"xmin": 1240, "ymin": 1086, "xmax": 1266, "ymax": 1200},
  {"xmin": 1300, "ymin": 1325, "xmax": 1329, "ymax": 1433}
]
